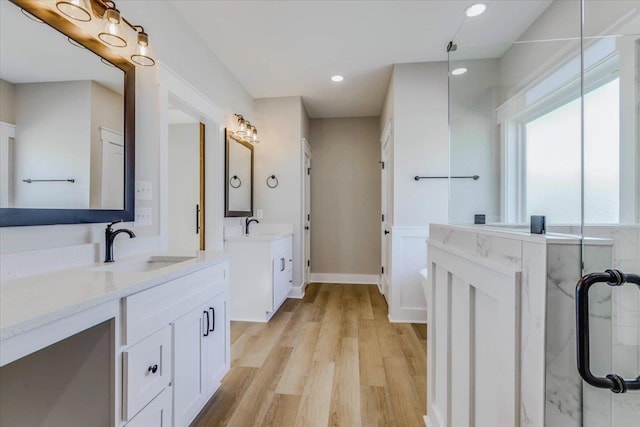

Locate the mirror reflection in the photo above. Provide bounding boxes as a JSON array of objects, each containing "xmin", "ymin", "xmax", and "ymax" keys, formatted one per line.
[
  {"xmin": 225, "ymin": 131, "xmax": 253, "ymax": 216},
  {"xmin": 0, "ymin": 1, "xmax": 125, "ymax": 210}
]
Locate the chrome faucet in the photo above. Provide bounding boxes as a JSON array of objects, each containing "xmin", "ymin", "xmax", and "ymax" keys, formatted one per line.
[
  {"xmin": 105, "ymin": 220, "xmax": 136, "ymax": 263},
  {"xmin": 245, "ymin": 217, "xmax": 259, "ymax": 234}
]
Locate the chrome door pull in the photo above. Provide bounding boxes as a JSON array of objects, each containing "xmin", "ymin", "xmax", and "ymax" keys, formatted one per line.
[{"xmin": 576, "ymin": 269, "xmax": 640, "ymax": 393}]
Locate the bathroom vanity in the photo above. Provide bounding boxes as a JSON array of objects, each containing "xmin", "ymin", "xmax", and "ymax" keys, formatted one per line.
[
  {"xmin": 225, "ymin": 232, "xmax": 293, "ymax": 322},
  {"xmin": 0, "ymin": 252, "xmax": 230, "ymax": 427}
]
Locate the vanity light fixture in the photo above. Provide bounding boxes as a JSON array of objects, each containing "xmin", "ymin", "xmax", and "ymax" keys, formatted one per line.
[
  {"xmin": 235, "ymin": 114, "xmax": 248, "ymax": 136},
  {"xmin": 451, "ymin": 67, "xmax": 468, "ymax": 76},
  {"xmin": 233, "ymin": 114, "xmax": 260, "ymax": 144},
  {"xmin": 465, "ymin": 3, "xmax": 487, "ymax": 17},
  {"xmin": 98, "ymin": 1, "xmax": 127, "ymax": 47},
  {"xmin": 331, "ymin": 75, "xmax": 344, "ymax": 82},
  {"xmin": 131, "ymin": 26, "xmax": 155, "ymax": 66},
  {"xmin": 56, "ymin": 0, "xmax": 92, "ymax": 22}
]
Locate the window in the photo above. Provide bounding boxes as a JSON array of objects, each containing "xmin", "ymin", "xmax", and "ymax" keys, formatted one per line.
[{"xmin": 524, "ymin": 78, "xmax": 620, "ymax": 223}]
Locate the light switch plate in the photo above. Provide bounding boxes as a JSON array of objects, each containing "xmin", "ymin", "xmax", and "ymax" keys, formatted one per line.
[
  {"xmin": 134, "ymin": 207, "xmax": 152, "ymax": 227},
  {"xmin": 135, "ymin": 180, "xmax": 152, "ymax": 200},
  {"xmin": 256, "ymin": 209, "xmax": 263, "ymax": 219}
]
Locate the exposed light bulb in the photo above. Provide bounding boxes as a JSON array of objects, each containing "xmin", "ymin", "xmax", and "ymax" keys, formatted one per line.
[
  {"xmin": 331, "ymin": 75, "xmax": 344, "ymax": 82},
  {"xmin": 99, "ymin": 6, "xmax": 126, "ymax": 47},
  {"xmin": 131, "ymin": 30, "xmax": 155, "ymax": 66}
]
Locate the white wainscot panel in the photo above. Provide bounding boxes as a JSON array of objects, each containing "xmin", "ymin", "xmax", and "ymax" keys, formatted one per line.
[
  {"xmin": 426, "ymin": 241, "xmax": 521, "ymax": 427},
  {"xmin": 390, "ymin": 227, "xmax": 428, "ymax": 323}
]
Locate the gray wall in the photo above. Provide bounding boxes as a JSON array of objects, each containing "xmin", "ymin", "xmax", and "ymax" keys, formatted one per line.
[
  {"xmin": 0, "ymin": 79, "xmax": 15, "ymax": 124},
  {"xmin": 309, "ymin": 117, "xmax": 380, "ymax": 275}
]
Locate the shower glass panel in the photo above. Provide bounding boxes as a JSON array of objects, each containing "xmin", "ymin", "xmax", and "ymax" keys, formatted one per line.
[
  {"xmin": 449, "ymin": 0, "xmax": 639, "ymax": 425},
  {"xmin": 448, "ymin": 0, "xmax": 582, "ymax": 227},
  {"xmin": 581, "ymin": 2, "xmax": 640, "ymax": 426}
]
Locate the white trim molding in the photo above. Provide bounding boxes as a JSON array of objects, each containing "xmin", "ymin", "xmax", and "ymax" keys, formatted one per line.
[
  {"xmin": 158, "ymin": 62, "xmax": 225, "ymax": 252},
  {"xmin": 309, "ymin": 273, "xmax": 379, "ymax": 285}
]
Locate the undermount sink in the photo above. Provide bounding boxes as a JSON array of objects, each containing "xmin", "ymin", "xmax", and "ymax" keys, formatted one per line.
[{"xmin": 92, "ymin": 256, "xmax": 196, "ymax": 273}]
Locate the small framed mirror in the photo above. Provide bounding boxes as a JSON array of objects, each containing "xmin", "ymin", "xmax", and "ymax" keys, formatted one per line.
[{"xmin": 225, "ymin": 129, "xmax": 253, "ymax": 217}]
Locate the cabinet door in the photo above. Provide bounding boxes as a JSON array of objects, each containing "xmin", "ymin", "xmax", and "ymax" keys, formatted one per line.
[
  {"xmin": 273, "ymin": 249, "xmax": 292, "ymax": 310},
  {"xmin": 173, "ymin": 305, "xmax": 207, "ymax": 427},
  {"xmin": 125, "ymin": 387, "xmax": 172, "ymax": 427},
  {"xmin": 202, "ymin": 292, "xmax": 229, "ymax": 392}
]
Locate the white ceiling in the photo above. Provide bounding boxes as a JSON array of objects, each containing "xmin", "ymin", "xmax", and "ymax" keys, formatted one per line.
[{"xmin": 173, "ymin": 1, "xmax": 553, "ymax": 118}]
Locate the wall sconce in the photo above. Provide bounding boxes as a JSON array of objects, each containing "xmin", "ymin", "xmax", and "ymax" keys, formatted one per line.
[
  {"xmin": 53, "ymin": 0, "xmax": 155, "ymax": 66},
  {"xmin": 234, "ymin": 114, "xmax": 259, "ymax": 144}
]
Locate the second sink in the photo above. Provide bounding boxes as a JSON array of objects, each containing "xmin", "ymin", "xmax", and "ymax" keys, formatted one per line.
[{"xmin": 92, "ymin": 256, "xmax": 195, "ymax": 273}]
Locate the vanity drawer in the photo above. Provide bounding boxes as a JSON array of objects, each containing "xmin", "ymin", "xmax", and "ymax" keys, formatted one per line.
[
  {"xmin": 123, "ymin": 262, "xmax": 228, "ymax": 345},
  {"xmin": 123, "ymin": 326, "xmax": 172, "ymax": 421}
]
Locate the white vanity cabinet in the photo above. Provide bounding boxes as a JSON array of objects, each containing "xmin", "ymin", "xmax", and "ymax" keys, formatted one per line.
[
  {"xmin": 226, "ymin": 234, "xmax": 293, "ymax": 322},
  {"xmin": 121, "ymin": 260, "xmax": 230, "ymax": 426},
  {"xmin": 173, "ymin": 291, "xmax": 229, "ymax": 427}
]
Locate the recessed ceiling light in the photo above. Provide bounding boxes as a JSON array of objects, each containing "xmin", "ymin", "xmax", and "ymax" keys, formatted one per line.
[
  {"xmin": 451, "ymin": 68, "xmax": 468, "ymax": 76},
  {"xmin": 465, "ymin": 3, "xmax": 487, "ymax": 17},
  {"xmin": 331, "ymin": 75, "xmax": 344, "ymax": 82}
]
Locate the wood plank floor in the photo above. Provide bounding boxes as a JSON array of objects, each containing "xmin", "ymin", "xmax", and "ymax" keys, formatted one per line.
[{"xmin": 192, "ymin": 283, "xmax": 427, "ymax": 427}]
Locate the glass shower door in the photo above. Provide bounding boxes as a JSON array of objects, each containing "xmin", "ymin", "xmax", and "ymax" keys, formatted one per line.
[{"xmin": 580, "ymin": 2, "xmax": 640, "ymax": 425}]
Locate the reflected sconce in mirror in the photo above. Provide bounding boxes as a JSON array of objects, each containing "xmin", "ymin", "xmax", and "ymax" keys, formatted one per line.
[
  {"xmin": 234, "ymin": 114, "xmax": 260, "ymax": 144},
  {"xmin": 53, "ymin": 0, "xmax": 155, "ymax": 66}
]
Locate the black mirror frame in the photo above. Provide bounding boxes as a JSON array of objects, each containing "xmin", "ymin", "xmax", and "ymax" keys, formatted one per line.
[
  {"xmin": 1, "ymin": 0, "xmax": 135, "ymax": 227},
  {"xmin": 225, "ymin": 128, "xmax": 254, "ymax": 218}
]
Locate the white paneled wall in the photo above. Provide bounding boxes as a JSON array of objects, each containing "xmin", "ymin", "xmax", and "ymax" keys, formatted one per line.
[{"xmin": 426, "ymin": 240, "xmax": 521, "ymax": 427}]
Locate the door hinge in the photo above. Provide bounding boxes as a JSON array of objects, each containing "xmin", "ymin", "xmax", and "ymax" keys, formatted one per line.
[
  {"xmin": 307, "ymin": 214, "xmax": 310, "ymax": 221},
  {"xmin": 307, "ymin": 260, "xmax": 310, "ymax": 267},
  {"xmin": 382, "ymin": 214, "xmax": 385, "ymax": 222},
  {"xmin": 379, "ymin": 161, "xmax": 384, "ymax": 169},
  {"xmin": 381, "ymin": 266, "xmax": 384, "ymax": 274},
  {"xmin": 307, "ymin": 167, "xmax": 311, "ymax": 175}
]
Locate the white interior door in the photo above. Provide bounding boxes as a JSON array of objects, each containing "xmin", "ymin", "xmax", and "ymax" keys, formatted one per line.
[
  {"xmin": 100, "ymin": 128, "xmax": 124, "ymax": 209},
  {"xmin": 168, "ymin": 121, "xmax": 202, "ymax": 253},
  {"xmin": 381, "ymin": 130, "xmax": 392, "ymax": 297},
  {"xmin": 304, "ymin": 151, "xmax": 311, "ymax": 285},
  {"xmin": 0, "ymin": 122, "xmax": 15, "ymax": 208}
]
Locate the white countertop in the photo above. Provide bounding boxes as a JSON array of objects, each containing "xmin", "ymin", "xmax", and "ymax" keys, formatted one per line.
[
  {"xmin": 0, "ymin": 251, "xmax": 229, "ymax": 341},
  {"xmin": 224, "ymin": 232, "xmax": 293, "ymax": 242}
]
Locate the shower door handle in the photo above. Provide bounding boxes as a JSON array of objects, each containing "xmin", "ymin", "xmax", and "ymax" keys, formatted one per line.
[{"xmin": 576, "ymin": 269, "xmax": 640, "ymax": 393}]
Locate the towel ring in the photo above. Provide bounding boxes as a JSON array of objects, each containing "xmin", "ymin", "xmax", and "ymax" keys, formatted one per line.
[
  {"xmin": 230, "ymin": 175, "xmax": 242, "ymax": 188},
  {"xmin": 266, "ymin": 175, "xmax": 279, "ymax": 188}
]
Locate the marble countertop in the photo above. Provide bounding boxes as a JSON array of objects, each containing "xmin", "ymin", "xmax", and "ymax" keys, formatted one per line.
[{"xmin": 0, "ymin": 251, "xmax": 230, "ymax": 341}]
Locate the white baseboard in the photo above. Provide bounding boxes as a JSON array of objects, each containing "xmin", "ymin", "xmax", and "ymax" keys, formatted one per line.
[
  {"xmin": 310, "ymin": 273, "xmax": 379, "ymax": 285},
  {"xmin": 388, "ymin": 307, "xmax": 428, "ymax": 324},
  {"xmin": 288, "ymin": 282, "xmax": 307, "ymax": 299},
  {"xmin": 424, "ymin": 415, "xmax": 429, "ymax": 426}
]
